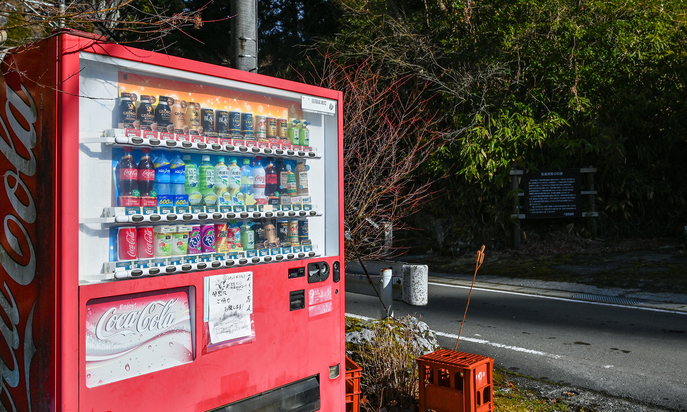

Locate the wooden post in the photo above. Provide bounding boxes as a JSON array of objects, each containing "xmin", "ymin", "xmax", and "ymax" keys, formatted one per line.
[
  {"xmin": 510, "ymin": 169, "xmax": 522, "ymax": 249},
  {"xmin": 587, "ymin": 168, "xmax": 597, "ymax": 237}
]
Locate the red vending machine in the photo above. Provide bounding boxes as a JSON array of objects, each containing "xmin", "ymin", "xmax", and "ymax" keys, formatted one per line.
[{"xmin": 0, "ymin": 31, "xmax": 344, "ymax": 411}]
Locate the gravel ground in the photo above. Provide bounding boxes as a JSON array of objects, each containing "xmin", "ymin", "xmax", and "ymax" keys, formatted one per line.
[{"xmin": 505, "ymin": 371, "xmax": 683, "ymax": 412}]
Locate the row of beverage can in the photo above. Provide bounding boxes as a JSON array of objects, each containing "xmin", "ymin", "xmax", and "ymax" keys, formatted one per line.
[
  {"xmin": 117, "ymin": 219, "xmax": 309, "ymax": 261},
  {"xmin": 118, "ymin": 93, "xmax": 310, "ymax": 146}
]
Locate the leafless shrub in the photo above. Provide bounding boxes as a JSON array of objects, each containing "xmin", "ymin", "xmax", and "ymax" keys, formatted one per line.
[{"xmin": 301, "ymin": 52, "xmax": 442, "ymax": 261}]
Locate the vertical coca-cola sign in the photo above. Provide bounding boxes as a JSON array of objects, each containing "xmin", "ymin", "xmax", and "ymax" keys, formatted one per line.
[{"xmin": 0, "ymin": 42, "xmax": 56, "ymax": 411}]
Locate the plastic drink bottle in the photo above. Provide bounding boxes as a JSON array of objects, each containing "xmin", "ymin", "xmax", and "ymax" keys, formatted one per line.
[
  {"xmin": 214, "ymin": 156, "xmax": 229, "ymax": 203},
  {"xmin": 183, "ymin": 155, "xmax": 201, "ymax": 205},
  {"xmin": 299, "ymin": 120, "xmax": 310, "ymax": 146},
  {"xmin": 153, "ymin": 152, "xmax": 171, "ymax": 196},
  {"xmin": 240, "ymin": 157, "xmax": 254, "ymax": 197},
  {"xmin": 288, "ymin": 119, "xmax": 300, "ymax": 145},
  {"xmin": 137, "ymin": 148, "xmax": 155, "ymax": 197},
  {"xmin": 227, "ymin": 157, "xmax": 241, "ymax": 203},
  {"xmin": 198, "ymin": 155, "xmax": 215, "ymax": 205},
  {"xmin": 170, "ymin": 153, "xmax": 186, "ymax": 195},
  {"xmin": 286, "ymin": 161, "xmax": 297, "ymax": 198},
  {"xmin": 240, "ymin": 222, "xmax": 254, "ymax": 250},
  {"xmin": 253, "ymin": 156, "xmax": 266, "ymax": 204},
  {"xmin": 265, "ymin": 158, "xmax": 278, "ymax": 205},
  {"xmin": 116, "ymin": 147, "xmax": 138, "ymax": 203},
  {"xmin": 278, "ymin": 159, "xmax": 288, "ymax": 192},
  {"xmin": 296, "ymin": 160, "xmax": 309, "ymax": 196}
]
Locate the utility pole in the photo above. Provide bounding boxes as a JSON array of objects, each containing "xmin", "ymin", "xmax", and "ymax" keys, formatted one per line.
[{"xmin": 230, "ymin": 0, "xmax": 258, "ymax": 72}]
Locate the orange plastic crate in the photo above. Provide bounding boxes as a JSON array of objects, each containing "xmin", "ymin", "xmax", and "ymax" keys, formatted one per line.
[
  {"xmin": 416, "ymin": 349, "xmax": 494, "ymax": 412},
  {"xmin": 345, "ymin": 357, "xmax": 362, "ymax": 412}
]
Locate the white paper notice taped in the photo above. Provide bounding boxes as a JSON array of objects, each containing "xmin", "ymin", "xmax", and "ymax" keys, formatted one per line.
[{"xmin": 206, "ymin": 272, "xmax": 253, "ymax": 344}]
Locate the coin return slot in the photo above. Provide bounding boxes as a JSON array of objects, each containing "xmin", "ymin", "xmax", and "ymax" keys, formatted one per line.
[{"xmin": 290, "ymin": 290, "xmax": 305, "ymax": 311}]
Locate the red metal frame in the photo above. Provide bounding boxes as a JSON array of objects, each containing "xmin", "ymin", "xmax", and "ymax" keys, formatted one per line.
[{"xmin": 0, "ymin": 32, "xmax": 346, "ymax": 411}]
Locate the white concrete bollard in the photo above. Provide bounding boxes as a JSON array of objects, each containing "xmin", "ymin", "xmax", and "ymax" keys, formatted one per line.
[{"xmin": 402, "ymin": 265, "xmax": 428, "ymax": 306}]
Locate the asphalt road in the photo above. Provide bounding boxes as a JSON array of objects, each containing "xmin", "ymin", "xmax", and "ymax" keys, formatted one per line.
[{"xmin": 345, "ymin": 280, "xmax": 687, "ymax": 411}]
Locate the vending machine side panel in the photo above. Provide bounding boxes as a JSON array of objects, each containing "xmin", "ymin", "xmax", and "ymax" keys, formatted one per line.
[{"xmin": 0, "ymin": 40, "xmax": 60, "ymax": 410}]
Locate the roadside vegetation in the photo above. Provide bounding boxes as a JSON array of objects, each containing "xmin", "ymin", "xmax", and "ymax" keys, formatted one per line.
[{"xmin": 346, "ymin": 316, "xmax": 577, "ymax": 412}]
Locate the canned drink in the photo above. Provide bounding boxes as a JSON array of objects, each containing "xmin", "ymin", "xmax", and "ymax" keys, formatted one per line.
[
  {"xmin": 185, "ymin": 102, "xmax": 201, "ymax": 131},
  {"xmin": 229, "ymin": 110, "xmax": 241, "ymax": 134},
  {"xmin": 187, "ymin": 225, "xmax": 202, "ymax": 255},
  {"xmin": 277, "ymin": 118, "xmax": 288, "ymax": 139},
  {"xmin": 298, "ymin": 220, "xmax": 309, "ymax": 243},
  {"xmin": 255, "ymin": 115, "xmax": 267, "ymax": 141},
  {"xmin": 264, "ymin": 219, "xmax": 278, "ymax": 247},
  {"xmin": 215, "ymin": 223, "xmax": 228, "ymax": 253},
  {"xmin": 253, "ymin": 221, "xmax": 265, "ymax": 250},
  {"xmin": 137, "ymin": 95, "xmax": 155, "ymax": 130},
  {"xmin": 216, "ymin": 110, "xmax": 230, "ymax": 134},
  {"xmin": 201, "ymin": 108, "xmax": 215, "ymax": 133},
  {"xmin": 137, "ymin": 226, "xmax": 155, "ymax": 259},
  {"xmin": 172, "ymin": 225, "xmax": 192, "ymax": 256},
  {"xmin": 241, "ymin": 112, "xmax": 253, "ymax": 134},
  {"xmin": 288, "ymin": 220, "xmax": 300, "ymax": 246},
  {"xmin": 266, "ymin": 117, "xmax": 277, "ymax": 139},
  {"xmin": 201, "ymin": 223, "xmax": 215, "ymax": 253},
  {"xmin": 277, "ymin": 219, "xmax": 290, "ymax": 247},
  {"xmin": 118, "ymin": 226, "xmax": 137, "ymax": 260},
  {"xmin": 154, "ymin": 226, "xmax": 174, "ymax": 257}
]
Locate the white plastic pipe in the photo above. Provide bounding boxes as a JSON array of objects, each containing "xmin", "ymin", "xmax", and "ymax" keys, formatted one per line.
[{"xmin": 380, "ymin": 268, "xmax": 393, "ymax": 318}]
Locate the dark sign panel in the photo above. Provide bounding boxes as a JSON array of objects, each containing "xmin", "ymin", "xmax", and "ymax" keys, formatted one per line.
[{"xmin": 524, "ymin": 169, "xmax": 581, "ymax": 219}]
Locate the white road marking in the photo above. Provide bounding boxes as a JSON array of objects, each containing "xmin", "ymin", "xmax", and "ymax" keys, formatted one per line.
[
  {"xmin": 345, "ymin": 313, "xmax": 562, "ymax": 359},
  {"xmin": 428, "ymin": 281, "xmax": 687, "ymax": 315}
]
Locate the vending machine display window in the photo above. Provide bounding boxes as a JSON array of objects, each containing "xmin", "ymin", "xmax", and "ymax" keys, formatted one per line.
[{"xmin": 78, "ymin": 52, "xmax": 340, "ymax": 284}]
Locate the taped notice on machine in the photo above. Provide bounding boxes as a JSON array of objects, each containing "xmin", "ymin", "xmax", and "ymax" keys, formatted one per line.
[{"xmin": 205, "ymin": 272, "xmax": 254, "ymax": 344}]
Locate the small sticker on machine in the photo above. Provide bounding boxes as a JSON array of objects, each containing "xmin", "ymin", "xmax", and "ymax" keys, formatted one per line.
[
  {"xmin": 302, "ymin": 95, "xmax": 337, "ymax": 115},
  {"xmin": 308, "ymin": 285, "xmax": 333, "ymax": 317}
]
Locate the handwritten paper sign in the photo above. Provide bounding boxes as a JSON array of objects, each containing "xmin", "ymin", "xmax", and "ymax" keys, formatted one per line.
[{"xmin": 205, "ymin": 272, "xmax": 253, "ymax": 344}]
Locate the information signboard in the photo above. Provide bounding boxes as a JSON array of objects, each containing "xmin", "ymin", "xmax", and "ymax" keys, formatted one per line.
[{"xmin": 524, "ymin": 169, "xmax": 582, "ymax": 219}]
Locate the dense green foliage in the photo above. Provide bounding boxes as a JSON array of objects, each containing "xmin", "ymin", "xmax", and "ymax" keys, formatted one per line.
[{"xmin": 321, "ymin": 0, "xmax": 687, "ymax": 247}]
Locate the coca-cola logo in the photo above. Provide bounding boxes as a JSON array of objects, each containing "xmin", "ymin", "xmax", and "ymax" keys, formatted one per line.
[
  {"xmin": 254, "ymin": 175, "xmax": 265, "ymax": 185},
  {"xmin": 120, "ymin": 168, "xmax": 138, "ymax": 180},
  {"xmin": 0, "ymin": 73, "xmax": 39, "ymax": 411},
  {"xmin": 95, "ymin": 298, "xmax": 179, "ymax": 340},
  {"xmin": 125, "ymin": 231, "xmax": 136, "ymax": 254},
  {"xmin": 140, "ymin": 169, "xmax": 154, "ymax": 181},
  {"xmin": 143, "ymin": 231, "xmax": 154, "ymax": 256}
]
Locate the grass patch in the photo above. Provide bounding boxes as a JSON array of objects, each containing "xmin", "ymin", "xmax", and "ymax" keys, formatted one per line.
[{"xmin": 493, "ymin": 370, "xmax": 571, "ymax": 412}]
